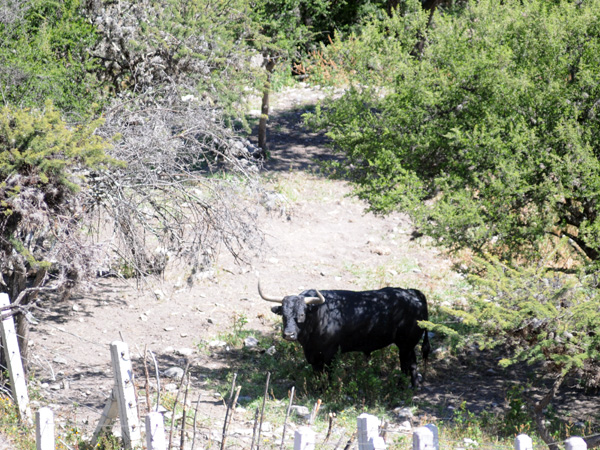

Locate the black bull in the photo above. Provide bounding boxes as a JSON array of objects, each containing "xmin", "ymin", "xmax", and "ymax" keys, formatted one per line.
[{"xmin": 259, "ymin": 283, "xmax": 431, "ymax": 387}]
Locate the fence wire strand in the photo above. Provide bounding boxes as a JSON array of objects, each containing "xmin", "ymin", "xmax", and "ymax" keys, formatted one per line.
[{"xmin": 2, "ymin": 313, "xmax": 598, "ymax": 450}]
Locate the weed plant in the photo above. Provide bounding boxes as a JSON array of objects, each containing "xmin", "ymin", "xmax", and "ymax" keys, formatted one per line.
[
  {"xmin": 202, "ymin": 305, "xmax": 599, "ymax": 449},
  {"xmin": 211, "ymin": 324, "xmax": 415, "ymax": 408},
  {"xmin": 0, "ymin": 395, "xmax": 34, "ymax": 450}
]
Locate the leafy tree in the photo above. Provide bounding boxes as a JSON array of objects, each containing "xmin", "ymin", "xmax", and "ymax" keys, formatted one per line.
[
  {"xmin": 250, "ymin": 0, "xmax": 395, "ymax": 151},
  {"xmin": 0, "ymin": 101, "xmax": 116, "ymax": 362},
  {"xmin": 308, "ymin": 0, "xmax": 600, "ymax": 269},
  {"xmin": 446, "ymin": 252, "xmax": 600, "ymax": 448},
  {"xmin": 250, "ymin": 0, "xmax": 314, "ymax": 151},
  {"xmin": 307, "ymin": 0, "xmax": 600, "ymax": 445},
  {"xmin": 302, "ymin": 0, "xmax": 427, "ymax": 85},
  {"xmin": 0, "ymin": 0, "xmax": 102, "ymax": 117},
  {"xmin": 88, "ymin": 0, "xmax": 258, "ymax": 121}
]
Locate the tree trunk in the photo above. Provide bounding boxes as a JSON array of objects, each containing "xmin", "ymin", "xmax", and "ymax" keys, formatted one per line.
[
  {"xmin": 258, "ymin": 58, "xmax": 276, "ymax": 155},
  {"xmin": 413, "ymin": 3, "xmax": 440, "ymax": 59},
  {"xmin": 530, "ymin": 373, "xmax": 565, "ymax": 450},
  {"xmin": 16, "ymin": 314, "xmax": 29, "ymax": 375},
  {"xmin": 7, "ymin": 266, "xmax": 47, "ymax": 375}
]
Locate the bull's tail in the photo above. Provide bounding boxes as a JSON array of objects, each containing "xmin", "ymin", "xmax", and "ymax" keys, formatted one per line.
[{"xmin": 421, "ymin": 330, "xmax": 431, "ymax": 382}]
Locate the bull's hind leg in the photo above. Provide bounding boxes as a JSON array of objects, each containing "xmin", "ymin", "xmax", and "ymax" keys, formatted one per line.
[{"xmin": 398, "ymin": 346, "xmax": 419, "ymax": 388}]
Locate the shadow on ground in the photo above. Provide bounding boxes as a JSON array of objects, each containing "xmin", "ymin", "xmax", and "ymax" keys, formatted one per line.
[{"xmin": 250, "ymin": 105, "xmax": 344, "ymax": 174}]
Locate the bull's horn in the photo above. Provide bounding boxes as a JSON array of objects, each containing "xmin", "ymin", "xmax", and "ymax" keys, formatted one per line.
[
  {"xmin": 258, "ymin": 280, "xmax": 283, "ymax": 303},
  {"xmin": 304, "ymin": 289, "xmax": 326, "ymax": 305}
]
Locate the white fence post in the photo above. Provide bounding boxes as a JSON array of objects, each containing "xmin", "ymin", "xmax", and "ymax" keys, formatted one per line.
[
  {"xmin": 358, "ymin": 413, "xmax": 385, "ymax": 450},
  {"xmin": 36, "ymin": 407, "xmax": 54, "ymax": 450},
  {"xmin": 110, "ymin": 341, "xmax": 142, "ymax": 449},
  {"xmin": 145, "ymin": 412, "xmax": 167, "ymax": 450},
  {"xmin": 515, "ymin": 434, "xmax": 533, "ymax": 450},
  {"xmin": 0, "ymin": 293, "xmax": 32, "ymax": 424},
  {"xmin": 369, "ymin": 436, "xmax": 387, "ymax": 450},
  {"xmin": 91, "ymin": 387, "xmax": 119, "ymax": 447},
  {"xmin": 413, "ymin": 424, "xmax": 439, "ymax": 450},
  {"xmin": 294, "ymin": 427, "xmax": 315, "ymax": 450},
  {"xmin": 565, "ymin": 437, "xmax": 588, "ymax": 450}
]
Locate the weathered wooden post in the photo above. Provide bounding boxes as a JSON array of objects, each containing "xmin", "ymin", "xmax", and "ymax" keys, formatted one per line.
[
  {"xmin": 36, "ymin": 407, "xmax": 54, "ymax": 450},
  {"xmin": 515, "ymin": 434, "xmax": 533, "ymax": 450},
  {"xmin": 146, "ymin": 412, "xmax": 167, "ymax": 450},
  {"xmin": 0, "ymin": 293, "xmax": 32, "ymax": 424},
  {"xmin": 370, "ymin": 436, "xmax": 387, "ymax": 450},
  {"xmin": 110, "ymin": 340, "xmax": 142, "ymax": 449},
  {"xmin": 294, "ymin": 427, "xmax": 315, "ymax": 450},
  {"xmin": 413, "ymin": 424, "xmax": 439, "ymax": 450},
  {"xmin": 91, "ymin": 387, "xmax": 119, "ymax": 446},
  {"xmin": 565, "ymin": 437, "xmax": 588, "ymax": 450},
  {"xmin": 358, "ymin": 413, "xmax": 386, "ymax": 450}
]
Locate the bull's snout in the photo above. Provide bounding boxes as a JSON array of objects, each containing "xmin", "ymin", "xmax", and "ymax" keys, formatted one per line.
[{"xmin": 283, "ymin": 331, "xmax": 297, "ymax": 341}]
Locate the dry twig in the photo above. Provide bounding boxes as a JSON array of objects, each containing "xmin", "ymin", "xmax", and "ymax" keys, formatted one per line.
[
  {"xmin": 168, "ymin": 362, "xmax": 190, "ymax": 450},
  {"xmin": 280, "ymin": 386, "xmax": 295, "ymax": 450},
  {"xmin": 180, "ymin": 374, "xmax": 191, "ymax": 450},
  {"xmin": 256, "ymin": 372, "xmax": 271, "ymax": 450}
]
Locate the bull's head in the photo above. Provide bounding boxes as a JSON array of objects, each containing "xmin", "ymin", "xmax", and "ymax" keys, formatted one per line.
[{"xmin": 258, "ymin": 280, "xmax": 325, "ymax": 341}]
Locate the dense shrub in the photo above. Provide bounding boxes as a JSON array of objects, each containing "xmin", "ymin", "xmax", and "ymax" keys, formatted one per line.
[
  {"xmin": 307, "ymin": 0, "xmax": 600, "ymax": 269},
  {"xmin": 0, "ymin": 101, "xmax": 115, "ymax": 361},
  {"xmin": 306, "ymin": 1, "xmax": 600, "ymax": 445},
  {"xmin": 0, "ymin": 0, "xmax": 102, "ymax": 117},
  {"xmin": 446, "ymin": 253, "xmax": 600, "ymax": 445}
]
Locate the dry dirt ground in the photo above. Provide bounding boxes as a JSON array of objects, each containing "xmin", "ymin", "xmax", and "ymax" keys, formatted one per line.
[{"xmin": 18, "ymin": 84, "xmax": 599, "ymax": 449}]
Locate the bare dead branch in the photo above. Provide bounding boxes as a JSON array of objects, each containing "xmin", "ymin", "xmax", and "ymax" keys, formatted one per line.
[
  {"xmin": 279, "ymin": 386, "xmax": 295, "ymax": 450},
  {"xmin": 90, "ymin": 87, "xmax": 264, "ymax": 280}
]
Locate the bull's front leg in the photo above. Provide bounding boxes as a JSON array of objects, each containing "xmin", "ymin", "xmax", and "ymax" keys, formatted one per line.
[{"xmin": 304, "ymin": 349, "xmax": 326, "ymax": 372}]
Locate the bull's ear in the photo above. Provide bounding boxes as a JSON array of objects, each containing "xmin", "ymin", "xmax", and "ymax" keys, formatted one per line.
[{"xmin": 271, "ymin": 306, "xmax": 283, "ymax": 315}]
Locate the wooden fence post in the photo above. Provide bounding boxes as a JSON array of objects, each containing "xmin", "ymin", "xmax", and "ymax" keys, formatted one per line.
[
  {"xmin": 369, "ymin": 436, "xmax": 387, "ymax": 449},
  {"xmin": 357, "ymin": 413, "xmax": 386, "ymax": 450},
  {"xmin": 146, "ymin": 412, "xmax": 167, "ymax": 450},
  {"xmin": 565, "ymin": 437, "xmax": 588, "ymax": 450},
  {"xmin": 0, "ymin": 293, "xmax": 32, "ymax": 424},
  {"xmin": 514, "ymin": 434, "xmax": 533, "ymax": 450},
  {"xmin": 110, "ymin": 341, "xmax": 142, "ymax": 449},
  {"xmin": 294, "ymin": 427, "xmax": 315, "ymax": 450},
  {"xmin": 91, "ymin": 387, "xmax": 119, "ymax": 447},
  {"xmin": 36, "ymin": 407, "xmax": 54, "ymax": 450},
  {"xmin": 413, "ymin": 424, "xmax": 439, "ymax": 450}
]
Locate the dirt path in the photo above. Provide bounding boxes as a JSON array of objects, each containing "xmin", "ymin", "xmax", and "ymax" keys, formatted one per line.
[{"xmin": 24, "ymin": 84, "xmax": 598, "ymax": 448}]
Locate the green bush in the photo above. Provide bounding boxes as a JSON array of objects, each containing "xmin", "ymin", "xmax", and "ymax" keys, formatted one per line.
[
  {"xmin": 0, "ymin": 0, "xmax": 102, "ymax": 116},
  {"xmin": 0, "ymin": 101, "xmax": 113, "ymax": 192},
  {"xmin": 0, "ymin": 101, "xmax": 115, "ymax": 359},
  {"xmin": 303, "ymin": 0, "xmax": 428, "ymax": 85},
  {"xmin": 306, "ymin": 3, "xmax": 600, "ymax": 442},
  {"xmin": 307, "ymin": 0, "xmax": 600, "ymax": 269},
  {"xmin": 459, "ymin": 254, "xmax": 600, "ymax": 391},
  {"xmin": 441, "ymin": 253, "xmax": 600, "ymax": 444}
]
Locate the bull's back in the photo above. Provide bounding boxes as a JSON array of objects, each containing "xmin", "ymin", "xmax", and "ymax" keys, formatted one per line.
[{"xmin": 304, "ymin": 287, "xmax": 427, "ymax": 354}]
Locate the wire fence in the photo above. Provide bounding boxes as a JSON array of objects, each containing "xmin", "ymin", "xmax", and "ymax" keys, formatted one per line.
[{"xmin": 1, "ymin": 302, "xmax": 599, "ymax": 450}]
